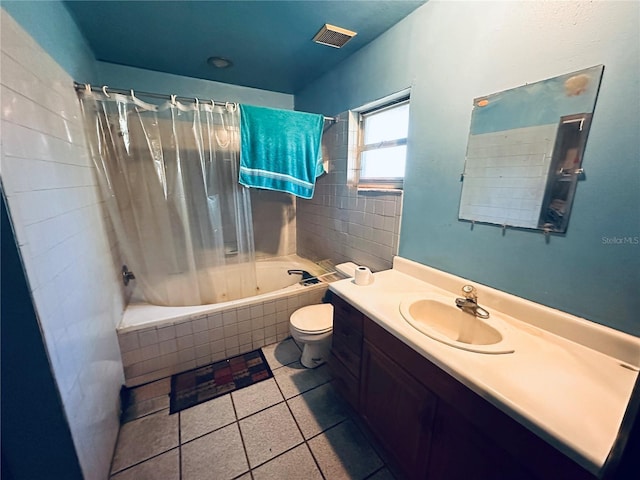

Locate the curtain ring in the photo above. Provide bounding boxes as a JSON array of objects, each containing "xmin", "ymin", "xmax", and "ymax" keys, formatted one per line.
[
  {"xmin": 194, "ymin": 97, "xmax": 199, "ymax": 108},
  {"xmin": 102, "ymin": 85, "xmax": 110, "ymax": 98},
  {"xmin": 225, "ymin": 102, "xmax": 237, "ymax": 112},
  {"xmin": 170, "ymin": 94, "xmax": 177, "ymax": 106},
  {"xmin": 84, "ymin": 83, "xmax": 91, "ymax": 93},
  {"xmin": 130, "ymin": 89, "xmax": 137, "ymax": 101}
]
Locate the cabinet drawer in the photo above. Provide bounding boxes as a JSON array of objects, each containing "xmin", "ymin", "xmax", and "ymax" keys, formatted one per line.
[
  {"xmin": 327, "ymin": 352, "xmax": 359, "ymax": 411},
  {"xmin": 330, "ymin": 292, "xmax": 363, "ymax": 334},
  {"xmin": 333, "ymin": 312, "xmax": 363, "ymax": 356},
  {"xmin": 332, "ymin": 335, "xmax": 362, "ymax": 378}
]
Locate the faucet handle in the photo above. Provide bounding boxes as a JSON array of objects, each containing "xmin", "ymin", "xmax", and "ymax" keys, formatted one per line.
[{"xmin": 461, "ymin": 285, "xmax": 477, "ymax": 301}]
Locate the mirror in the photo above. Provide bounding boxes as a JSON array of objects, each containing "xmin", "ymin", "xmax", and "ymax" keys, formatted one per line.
[{"xmin": 458, "ymin": 65, "xmax": 604, "ymax": 233}]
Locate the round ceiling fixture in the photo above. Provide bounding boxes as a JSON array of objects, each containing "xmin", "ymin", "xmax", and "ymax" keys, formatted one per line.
[{"xmin": 208, "ymin": 56, "xmax": 233, "ymax": 69}]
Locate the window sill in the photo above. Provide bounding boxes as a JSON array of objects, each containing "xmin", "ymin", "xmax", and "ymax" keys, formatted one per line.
[{"xmin": 356, "ymin": 187, "xmax": 403, "ymax": 195}]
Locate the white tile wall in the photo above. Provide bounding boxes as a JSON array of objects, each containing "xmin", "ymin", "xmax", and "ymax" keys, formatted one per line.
[
  {"xmin": 460, "ymin": 124, "xmax": 557, "ymax": 228},
  {"xmin": 251, "ymin": 189, "xmax": 297, "ymax": 258},
  {"xmin": 119, "ymin": 284, "xmax": 328, "ymax": 386},
  {"xmin": 0, "ymin": 11, "xmax": 125, "ymax": 480},
  {"xmin": 297, "ymin": 111, "xmax": 403, "ymax": 272}
]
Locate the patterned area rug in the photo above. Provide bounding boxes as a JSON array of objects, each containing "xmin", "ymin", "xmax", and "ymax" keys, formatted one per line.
[{"xmin": 170, "ymin": 349, "xmax": 273, "ymax": 414}]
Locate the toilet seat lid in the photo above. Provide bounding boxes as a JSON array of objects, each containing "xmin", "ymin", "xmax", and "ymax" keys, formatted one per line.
[{"xmin": 291, "ymin": 304, "xmax": 333, "ymax": 334}]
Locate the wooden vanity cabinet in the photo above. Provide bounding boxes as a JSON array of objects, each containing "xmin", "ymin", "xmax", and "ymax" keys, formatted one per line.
[
  {"xmin": 328, "ymin": 292, "xmax": 596, "ymax": 480},
  {"xmin": 327, "ymin": 292, "xmax": 364, "ymax": 410},
  {"xmin": 361, "ymin": 339, "xmax": 436, "ymax": 479}
]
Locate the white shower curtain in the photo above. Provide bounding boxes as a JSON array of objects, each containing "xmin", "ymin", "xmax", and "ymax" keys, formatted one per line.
[{"xmin": 79, "ymin": 89, "xmax": 257, "ymax": 306}]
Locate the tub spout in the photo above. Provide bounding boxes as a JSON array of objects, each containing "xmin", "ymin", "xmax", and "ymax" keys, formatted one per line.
[
  {"xmin": 287, "ymin": 269, "xmax": 313, "ymax": 280},
  {"xmin": 287, "ymin": 269, "xmax": 320, "ymax": 285}
]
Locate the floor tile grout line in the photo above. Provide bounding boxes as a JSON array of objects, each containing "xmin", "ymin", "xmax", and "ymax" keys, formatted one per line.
[
  {"xmin": 232, "ymin": 354, "xmax": 334, "ymax": 474},
  {"xmin": 122, "ymin": 399, "xmax": 170, "ymax": 423},
  {"xmin": 266, "ymin": 357, "xmax": 301, "ymax": 371},
  {"xmin": 116, "ymin": 340, "xmax": 371, "ymax": 479},
  {"xmin": 269, "ymin": 352, "xmax": 359, "ymax": 478},
  {"xmin": 244, "ymin": 439, "xmax": 307, "ymax": 473},
  {"xmin": 241, "ymin": 348, "xmax": 307, "ymax": 473},
  {"xmin": 273, "ymin": 363, "xmax": 333, "ymax": 402},
  {"xmin": 348, "ymin": 413, "xmax": 390, "ymax": 470},
  {"xmin": 109, "ymin": 446, "xmax": 180, "ymax": 478},
  {"xmin": 177, "ymin": 412, "xmax": 183, "ymax": 480},
  {"xmin": 303, "ymin": 416, "xmax": 350, "ymax": 443},
  {"xmin": 107, "ymin": 417, "xmax": 123, "ymax": 477},
  {"xmin": 178, "ymin": 417, "xmax": 238, "ymax": 446},
  {"xmin": 272, "ymin": 364, "xmax": 328, "ymax": 480},
  {"xmin": 109, "ymin": 425, "xmax": 122, "ymax": 478},
  {"xmin": 177, "ymin": 377, "xmax": 281, "ymax": 446},
  {"xmin": 364, "ymin": 466, "xmax": 396, "ymax": 480},
  {"xmin": 230, "ymin": 390, "xmax": 253, "ymax": 478}
]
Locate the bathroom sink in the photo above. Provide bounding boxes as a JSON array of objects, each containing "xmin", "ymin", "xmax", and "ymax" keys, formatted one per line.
[{"xmin": 399, "ymin": 293, "xmax": 514, "ymax": 354}]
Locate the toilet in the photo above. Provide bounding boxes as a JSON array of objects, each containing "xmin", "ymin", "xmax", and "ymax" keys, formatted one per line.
[
  {"xmin": 290, "ymin": 304, "xmax": 334, "ymax": 368},
  {"xmin": 289, "ymin": 262, "xmax": 358, "ymax": 368}
]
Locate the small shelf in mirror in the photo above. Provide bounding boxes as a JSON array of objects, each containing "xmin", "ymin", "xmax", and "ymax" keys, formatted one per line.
[{"xmin": 539, "ymin": 113, "xmax": 591, "ymax": 232}]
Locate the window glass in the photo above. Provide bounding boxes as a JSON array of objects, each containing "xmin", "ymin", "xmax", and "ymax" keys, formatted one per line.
[
  {"xmin": 363, "ymin": 103, "xmax": 410, "ymax": 145},
  {"xmin": 361, "ymin": 146, "xmax": 407, "ymax": 179},
  {"xmin": 358, "ymin": 99, "xmax": 410, "ymax": 187}
]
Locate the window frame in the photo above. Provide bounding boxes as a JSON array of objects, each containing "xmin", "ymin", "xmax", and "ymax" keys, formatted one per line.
[{"xmin": 356, "ymin": 96, "xmax": 410, "ymax": 190}]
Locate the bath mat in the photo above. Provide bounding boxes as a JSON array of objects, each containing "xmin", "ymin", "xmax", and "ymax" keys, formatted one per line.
[{"xmin": 169, "ymin": 349, "xmax": 273, "ymax": 414}]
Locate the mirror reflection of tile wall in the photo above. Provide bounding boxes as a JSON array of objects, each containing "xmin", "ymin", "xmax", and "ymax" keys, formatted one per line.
[{"xmin": 459, "ymin": 124, "xmax": 556, "ymax": 229}]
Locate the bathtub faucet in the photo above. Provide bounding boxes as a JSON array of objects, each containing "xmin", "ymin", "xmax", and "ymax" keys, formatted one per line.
[
  {"xmin": 287, "ymin": 269, "xmax": 320, "ymax": 285},
  {"xmin": 287, "ymin": 269, "xmax": 314, "ymax": 280}
]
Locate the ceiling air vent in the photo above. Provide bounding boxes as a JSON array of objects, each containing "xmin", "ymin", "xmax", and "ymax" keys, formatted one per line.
[{"xmin": 313, "ymin": 24, "xmax": 357, "ymax": 49}]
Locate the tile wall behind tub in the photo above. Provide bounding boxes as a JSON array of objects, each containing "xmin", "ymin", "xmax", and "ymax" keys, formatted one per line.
[
  {"xmin": 251, "ymin": 189, "xmax": 297, "ymax": 259},
  {"xmin": 0, "ymin": 11, "xmax": 126, "ymax": 480},
  {"xmin": 297, "ymin": 111, "xmax": 402, "ymax": 272},
  {"xmin": 119, "ymin": 284, "xmax": 328, "ymax": 387}
]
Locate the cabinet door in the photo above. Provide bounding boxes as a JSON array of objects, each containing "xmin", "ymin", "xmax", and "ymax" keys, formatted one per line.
[
  {"xmin": 330, "ymin": 293, "xmax": 363, "ymax": 378},
  {"xmin": 361, "ymin": 340, "xmax": 437, "ymax": 480},
  {"xmin": 326, "ymin": 352, "xmax": 360, "ymax": 411},
  {"xmin": 428, "ymin": 402, "xmax": 536, "ymax": 480}
]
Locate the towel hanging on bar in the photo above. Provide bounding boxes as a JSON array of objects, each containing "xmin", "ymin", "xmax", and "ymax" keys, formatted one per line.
[{"xmin": 238, "ymin": 104, "xmax": 325, "ymax": 199}]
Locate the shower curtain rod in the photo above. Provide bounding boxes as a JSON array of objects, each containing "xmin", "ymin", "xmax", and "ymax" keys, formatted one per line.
[{"xmin": 73, "ymin": 82, "xmax": 337, "ymax": 123}]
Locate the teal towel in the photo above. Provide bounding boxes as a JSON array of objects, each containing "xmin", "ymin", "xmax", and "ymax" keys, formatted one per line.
[{"xmin": 239, "ymin": 104, "xmax": 325, "ymax": 199}]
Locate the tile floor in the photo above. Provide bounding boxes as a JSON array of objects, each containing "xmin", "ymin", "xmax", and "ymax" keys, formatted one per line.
[{"xmin": 110, "ymin": 338, "xmax": 400, "ymax": 480}]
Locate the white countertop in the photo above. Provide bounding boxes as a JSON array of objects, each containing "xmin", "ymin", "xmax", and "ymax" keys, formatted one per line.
[{"xmin": 329, "ymin": 257, "xmax": 640, "ymax": 477}]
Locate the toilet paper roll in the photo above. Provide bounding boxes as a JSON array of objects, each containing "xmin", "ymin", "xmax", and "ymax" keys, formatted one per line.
[{"xmin": 354, "ymin": 266, "xmax": 373, "ymax": 286}]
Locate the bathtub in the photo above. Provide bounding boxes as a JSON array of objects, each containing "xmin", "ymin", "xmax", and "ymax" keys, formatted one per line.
[{"xmin": 117, "ymin": 255, "xmax": 331, "ymax": 386}]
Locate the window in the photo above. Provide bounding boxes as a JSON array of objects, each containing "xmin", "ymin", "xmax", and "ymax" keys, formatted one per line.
[{"xmin": 357, "ymin": 98, "xmax": 410, "ymax": 189}]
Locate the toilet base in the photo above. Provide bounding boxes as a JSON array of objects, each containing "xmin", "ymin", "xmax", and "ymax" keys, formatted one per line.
[{"xmin": 300, "ymin": 340, "xmax": 330, "ymax": 368}]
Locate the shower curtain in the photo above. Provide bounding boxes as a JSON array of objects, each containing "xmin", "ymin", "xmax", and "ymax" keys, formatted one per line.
[{"xmin": 79, "ymin": 89, "xmax": 257, "ymax": 306}]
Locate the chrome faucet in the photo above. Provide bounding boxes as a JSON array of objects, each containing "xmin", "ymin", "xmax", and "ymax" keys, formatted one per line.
[
  {"xmin": 287, "ymin": 269, "xmax": 320, "ymax": 285},
  {"xmin": 455, "ymin": 285, "xmax": 490, "ymax": 319}
]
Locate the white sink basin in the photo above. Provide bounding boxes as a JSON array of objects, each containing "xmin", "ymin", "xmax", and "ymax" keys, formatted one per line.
[{"xmin": 399, "ymin": 293, "xmax": 514, "ymax": 354}]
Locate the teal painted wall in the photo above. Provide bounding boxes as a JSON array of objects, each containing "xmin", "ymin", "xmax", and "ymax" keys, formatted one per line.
[
  {"xmin": 296, "ymin": 1, "xmax": 640, "ymax": 336},
  {"xmin": 2, "ymin": 1, "xmax": 293, "ymax": 109},
  {"xmin": 1, "ymin": 1, "xmax": 98, "ymax": 82},
  {"xmin": 96, "ymin": 62, "xmax": 293, "ymax": 110}
]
